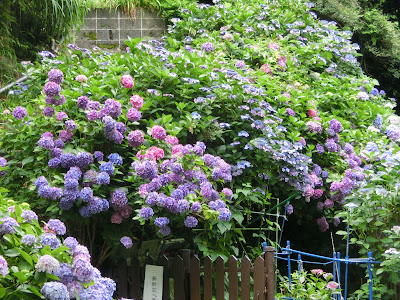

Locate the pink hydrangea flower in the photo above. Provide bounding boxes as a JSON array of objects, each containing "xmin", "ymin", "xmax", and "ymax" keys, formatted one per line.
[
  {"xmin": 327, "ymin": 281, "xmax": 339, "ymax": 290},
  {"xmin": 151, "ymin": 125, "xmax": 166, "ymax": 140},
  {"xmin": 260, "ymin": 63, "xmax": 272, "ymax": 74},
  {"xmin": 145, "ymin": 147, "xmax": 165, "ymax": 160},
  {"xmin": 75, "ymin": 75, "xmax": 88, "ymax": 83},
  {"xmin": 165, "ymin": 135, "xmax": 179, "ymax": 145},
  {"xmin": 308, "ymin": 109, "xmax": 317, "ymax": 117},
  {"xmin": 121, "ymin": 75, "xmax": 134, "ymax": 88},
  {"xmin": 311, "ymin": 269, "xmax": 324, "ymax": 276},
  {"xmin": 130, "ymin": 95, "xmax": 144, "ymax": 109},
  {"xmin": 111, "ymin": 212, "xmax": 123, "ymax": 224}
]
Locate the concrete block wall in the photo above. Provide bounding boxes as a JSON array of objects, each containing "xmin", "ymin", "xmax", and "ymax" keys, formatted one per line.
[{"xmin": 75, "ymin": 8, "xmax": 167, "ymax": 51}]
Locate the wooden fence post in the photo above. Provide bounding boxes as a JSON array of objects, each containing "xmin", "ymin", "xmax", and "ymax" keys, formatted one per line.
[{"xmin": 264, "ymin": 246, "xmax": 275, "ymax": 300}]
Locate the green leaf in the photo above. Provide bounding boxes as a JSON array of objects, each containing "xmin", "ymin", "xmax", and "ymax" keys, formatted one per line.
[
  {"xmin": 217, "ymin": 222, "xmax": 232, "ymax": 234},
  {"xmin": 3, "ymin": 248, "xmax": 21, "ymax": 258},
  {"xmin": 16, "ymin": 248, "xmax": 33, "ymax": 266},
  {"xmin": 21, "ymin": 156, "xmax": 34, "ymax": 166}
]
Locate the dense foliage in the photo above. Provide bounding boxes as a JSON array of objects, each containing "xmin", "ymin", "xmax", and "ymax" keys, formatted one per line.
[
  {"xmin": 0, "ymin": 0, "xmax": 85, "ymax": 86},
  {"xmin": 313, "ymin": 0, "xmax": 400, "ymax": 109},
  {"xmin": 1, "ymin": 0, "xmax": 400, "ymax": 298}
]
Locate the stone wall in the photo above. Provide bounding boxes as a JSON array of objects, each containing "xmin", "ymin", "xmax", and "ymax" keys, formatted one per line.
[{"xmin": 75, "ymin": 8, "xmax": 167, "ymax": 51}]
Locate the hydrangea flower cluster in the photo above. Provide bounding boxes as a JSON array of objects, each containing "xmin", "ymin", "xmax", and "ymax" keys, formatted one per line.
[{"xmin": 134, "ymin": 137, "xmax": 233, "ymax": 237}]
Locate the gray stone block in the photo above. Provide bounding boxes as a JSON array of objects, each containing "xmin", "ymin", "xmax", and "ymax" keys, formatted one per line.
[
  {"xmin": 97, "ymin": 29, "xmax": 118, "ymax": 41},
  {"xmin": 120, "ymin": 30, "xmax": 141, "ymax": 40},
  {"xmin": 142, "ymin": 18, "xmax": 166, "ymax": 30},
  {"xmin": 142, "ymin": 8, "xmax": 160, "ymax": 19},
  {"xmin": 142, "ymin": 29, "xmax": 166, "ymax": 38},
  {"xmin": 85, "ymin": 9, "xmax": 97, "ymax": 19},
  {"xmin": 120, "ymin": 8, "xmax": 142, "ymax": 19},
  {"xmin": 97, "ymin": 8, "xmax": 119, "ymax": 19},
  {"xmin": 75, "ymin": 40, "xmax": 97, "ymax": 49},
  {"xmin": 80, "ymin": 18, "xmax": 97, "ymax": 30},
  {"xmin": 78, "ymin": 30, "xmax": 98, "ymax": 41},
  {"xmin": 120, "ymin": 18, "xmax": 141, "ymax": 30},
  {"xmin": 98, "ymin": 18, "xmax": 119, "ymax": 30}
]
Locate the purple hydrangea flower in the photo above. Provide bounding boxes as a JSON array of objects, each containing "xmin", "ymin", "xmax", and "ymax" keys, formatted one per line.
[
  {"xmin": 317, "ymin": 217, "xmax": 329, "ymax": 232},
  {"xmin": 43, "ymin": 81, "xmax": 61, "ymax": 97},
  {"xmin": 100, "ymin": 162, "xmax": 115, "ymax": 175},
  {"xmin": 184, "ymin": 216, "xmax": 198, "ymax": 228},
  {"xmin": 108, "ymin": 153, "xmax": 123, "ymax": 166},
  {"xmin": 139, "ymin": 207, "xmax": 154, "ymax": 220},
  {"xmin": 97, "ymin": 172, "xmax": 110, "ymax": 185},
  {"xmin": 127, "ymin": 108, "xmax": 142, "ymax": 122},
  {"xmin": 40, "ymin": 233, "xmax": 60, "ymax": 250},
  {"xmin": 191, "ymin": 201, "xmax": 201, "ymax": 212},
  {"xmin": 48, "ymin": 69, "xmax": 64, "ymax": 84},
  {"xmin": 43, "ymin": 106, "xmax": 55, "ymax": 117},
  {"xmin": 218, "ymin": 208, "xmax": 232, "ymax": 221},
  {"xmin": 127, "ymin": 130, "xmax": 144, "ymax": 147},
  {"xmin": 154, "ymin": 217, "xmax": 170, "ymax": 227},
  {"xmin": 73, "ymin": 255, "xmax": 94, "ymax": 283},
  {"xmin": 77, "ymin": 96, "xmax": 89, "ymax": 109},
  {"xmin": 158, "ymin": 226, "xmax": 171, "ymax": 237},
  {"xmin": 54, "ymin": 263, "xmax": 74, "ymax": 284},
  {"xmin": 12, "ymin": 106, "xmax": 28, "ymax": 120},
  {"xmin": 110, "ymin": 189, "xmax": 128, "ymax": 211}
]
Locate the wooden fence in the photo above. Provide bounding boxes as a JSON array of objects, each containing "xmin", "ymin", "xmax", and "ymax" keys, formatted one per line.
[{"xmin": 103, "ymin": 246, "xmax": 275, "ymax": 300}]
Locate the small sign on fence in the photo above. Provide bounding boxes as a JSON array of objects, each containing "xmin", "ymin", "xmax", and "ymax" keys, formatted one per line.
[{"xmin": 143, "ymin": 265, "xmax": 163, "ymax": 300}]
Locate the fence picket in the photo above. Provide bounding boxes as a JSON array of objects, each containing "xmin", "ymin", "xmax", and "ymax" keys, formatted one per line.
[
  {"xmin": 204, "ymin": 256, "xmax": 213, "ymax": 300},
  {"xmin": 216, "ymin": 256, "xmax": 225, "ymax": 300},
  {"xmin": 264, "ymin": 246, "xmax": 275, "ymax": 300},
  {"xmin": 161, "ymin": 255, "xmax": 170, "ymax": 300},
  {"xmin": 228, "ymin": 256, "xmax": 238, "ymax": 300},
  {"xmin": 173, "ymin": 255, "xmax": 185, "ymax": 299},
  {"xmin": 190, "ymin": 255, "xmax": 201, "ymax": 300},
  {"xmin": 253, "ymin": 256, "xmax": 265, "ymax": 300},
  {"xmin": 241, "ymin": 255, "xmax": 251, "ymax": 300},
  {"xmin": 129, "ymin": 258, "xmax": 142, "ymax": 299}
]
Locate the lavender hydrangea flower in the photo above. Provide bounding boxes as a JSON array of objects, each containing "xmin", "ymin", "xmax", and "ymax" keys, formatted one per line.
[
  {"xmin": 21, "ymin": 234, "xmax": 37, "ymax": 246},
  {"xmin": 41, "ymin": 233, "xmax": 60, "ymax": 250},
  {"xmin": 54, "ymin": 263, "xmax": 74, "ymax": 284},
  {"xmin": 0, "ymin": 256, "xmax": 8, "ymax": 277},
  {"xmin": 47, "ymin": 219, "xmax": 66, "ymax": 235},
  {"xmin": 110, "ymin": 189, "xmax": 128, "ymax": 211},
  {"xmin": 35, "ymin": 255, "xmax": 60, "ymax": 273},
  {"xmin": 120, "ymin": 236, "xmax": 133, "ymax": 249},
  {"xmin": 0, "ymin": 217, "xmax": 19, "ymax": 234},
  {"xmin": 158, "ymin": 226, "xmax": 171, "ymax": 237},
  {"xmin": 201, "ymin": 42, "xmax": 215, "ymax": 53},
  {"xmin": 0, "ymin": 157, "xmax": 6, "ymax": 176},
  {"xmin": 21, "ymin": 210, "xmax": 38, "ymax": 223},
  {"xmin": 100, "ymin": 162, "xmax": 115, "ymax": 175},
  {"xmin": 73, "ymin": 255, "xmax": 94, "ymax": 283}
]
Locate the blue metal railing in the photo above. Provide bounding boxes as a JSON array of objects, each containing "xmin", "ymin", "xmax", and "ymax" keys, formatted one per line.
[{"xmin": 264, "ymin": 241, "xmax": 381, "ymax": 300}]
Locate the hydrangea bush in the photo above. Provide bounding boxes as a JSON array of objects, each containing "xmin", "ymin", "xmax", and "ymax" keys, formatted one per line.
[
  {"xmin": 0, "ymin": 192, "xmax": 116, "ymax": 299},
  {"xmin": 1, "ymin": 0, "xmax": 400, "ymax": 297}
]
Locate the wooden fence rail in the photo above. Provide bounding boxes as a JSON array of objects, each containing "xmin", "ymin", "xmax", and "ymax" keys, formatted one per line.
[{"xmin": 103, "ymin": 246, "xmax": 275, "ymax": 299}]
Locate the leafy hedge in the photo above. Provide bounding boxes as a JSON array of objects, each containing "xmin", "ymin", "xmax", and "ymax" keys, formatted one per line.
[{"xmin": 2, "ymin": 0, "xmax": 400, "ymax": 298}]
